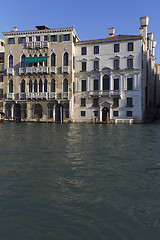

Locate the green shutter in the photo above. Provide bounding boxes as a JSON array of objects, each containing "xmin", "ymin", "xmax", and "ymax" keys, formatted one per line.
[
  {"xmin": 13, "ymin": 38, "xmax": 15, "ymax": 44},
  {"xmin": 18, "ymin": 37, "xmax": 21, "ymax": 44},
  {"xmin": 59, "ymin": 35, "xmax": 64, "ymax": 42},
  {"xmin": 48, "ymin": 35, "xmax": 51, "ymax": 42}
]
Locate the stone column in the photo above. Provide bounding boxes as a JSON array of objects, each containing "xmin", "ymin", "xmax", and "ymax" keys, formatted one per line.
[
  {"xmin": 75, "ymin": 77, "xmax": 78, "ymax": 91},
  {"xmin": 11, "ymin": 105, "xmax": 14, "ymax": 120},
  {"xmin": 87, "ymin": 76, "xmax": 90, "ymax": 92},
  {"xmin": 100, "ymin": 73, "xmax": 103, "ymax": 91},
  {"xmin": 110, "ymin": 73, "xmax": 113, "ymax": 90}
]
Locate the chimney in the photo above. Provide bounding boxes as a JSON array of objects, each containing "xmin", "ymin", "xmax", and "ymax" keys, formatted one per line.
[
  {"xmin": 148, "ymin": 33, "xmax": 153, "ymax": 40},
  {"xmin": 140, "ymin": 16, "xmax": 149, "ymax": 39},
  {"xmin": 14, "ymin": 27, "xmax": 17, "ymax": 32},
  {"xmin": 152, "ymin": 41, "xmax": 157, "ymax": 56},
  {"xmin": 108, "ymin": 27, "xmax": 115, "ymax": 37}
]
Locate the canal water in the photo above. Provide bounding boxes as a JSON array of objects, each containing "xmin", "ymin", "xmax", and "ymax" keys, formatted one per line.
[{"xmin": 0, "ymin": 122, "xmax": 160, "ymax": 240}]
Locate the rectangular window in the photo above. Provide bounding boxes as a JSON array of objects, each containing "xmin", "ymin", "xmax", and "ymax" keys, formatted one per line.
[
  {"xmin": 29, "ymin": 36, "xmax": 32, "ymax": 42},
  {"xmin": 127, "ymin": 59, "xmax": 133, "ymax": 68},
  {"xmin": 114, "ymin": 79, "xmax": 119, "ymax": 90},
  {"xmin": 1, "ymin": 42, "xmax": 4, "ymax": 46},
  {"xmin": 82, "ymin": 62, "xmax": 87, "ymax": 71},
  {"xmin": 114, "ymin": 59, "xmax": 119, "ymax": 69},
  {"xmin": 113, "ymin": 98, "xmax": 119, "ymax": 107},
  {"xmin": 93, "ymin": 98, "xmax": 99, "ymax": 106},
  {"xmin": 36, "ymin": 36, "xmax": 40, "ymax": 41},
  {"xmin": 94, "ymin": 46, "xmax": 99, "ymax": 54},
  {"xmin": 0, "ymin": 75, "xmax": 3, "ymax": 82},
  {"xmin": 7, "ymin": 38, "xmax": 15, "ymax": 44},
  {"xmin": 81, "ymin": 47, "xmax": 87, "ymax": 55},
  {"xmin": 127, "ymin": 78, "xmax": 133, "ymax": 90},
  {"xmin": 94, "ymin": 61, "xmax": 99, "ymax": 70},
  {"xmin": 94, "ymin": 79, "xmax": 99, "ymax": 90},
  {"xmin": 128, "ymin": 42, "xmax": 134, "ymax": 51},
  {"xmin": 126, "ymin": 98, "xmax": 133, "ymax": 107},
  {"xmin": 18, "ymin": 37, "xmax": 26, "ymax": 44},
  {"xmin": 113, "ymin": 111, "xmax": 118, "ymax": 117},
  {"xmin": 51, "ymin": 35, "xmax": 57, "ymax": 42},
  {"xmin": 44, "ymin": 35, "xmax": 49, "ymax": 41},
  {"xmin": 127, "ymin": 111, "xmax": 132, "ymax": 117},
  {"xmin": 82, "ymin": 80, "xmax": 86, "ymax": 91},
  {"xmin": 63, "ymin": 34, "xmax": 70, "ymax": 41},
  {"xmin": 81, "ymin": 98, "xmax": 86, "ymax": 106},
  {"xmin": 114, "ymin": 44, "xmax": 119, "ymax": 52},
  {"xmin": 81, "ymin": 111, "xmax": 86, "ymax": 117}
]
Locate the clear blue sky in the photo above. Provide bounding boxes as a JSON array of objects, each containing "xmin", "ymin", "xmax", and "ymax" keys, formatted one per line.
[{"xmin": 0, "ymin": 0, "xmax": 160, "ymax": 62}]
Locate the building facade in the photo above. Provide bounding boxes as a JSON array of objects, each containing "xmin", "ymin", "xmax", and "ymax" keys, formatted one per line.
[
  {"xmin": 2, "ymin": 16, "xmax": 160, "ymax": 123},
  {"xmin": 2, "ymin": 26, "xmax": 78, "ymax": 122},
  {"xmin": 72, "ymin": 16, "xmax": 159, "ymax": 123}
]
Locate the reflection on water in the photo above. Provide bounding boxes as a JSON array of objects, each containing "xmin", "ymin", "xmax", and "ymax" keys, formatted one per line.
[{"xmin": 0, "ymin": 122, "xmax": 160, "ymax": 240}]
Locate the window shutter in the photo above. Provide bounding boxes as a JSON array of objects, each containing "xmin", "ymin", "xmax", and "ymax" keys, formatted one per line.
[
  {"xmin": 48, "ymin": 35, "xmax": 51, "ymax": 42},
  {"xmin": 55, "ymin": 35, "xmax": 57, "ymax": 42},
  {"xmin": 13, "ymin": 38, "xmax": 15, "ymax": 44},
  {"xmin": 59, "ymin": 35, "xmax": 62, "ymax": 42},
  {"xmin": 18, "ymin": 37, "xmax": 21, "ymax": 44},
  {"xmin": 68, "ymin": 34, "xmax": 70, "ymax": 41}
]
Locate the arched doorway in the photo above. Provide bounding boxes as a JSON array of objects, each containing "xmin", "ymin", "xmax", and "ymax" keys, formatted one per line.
[
  {"xmin": 102, "ymin": 107, "xmax": 109, "ymax": 122},
  {"xmin": 14, "ymin": 104, "xmax": 21, "ymax": 122},
  {"xmin": 33, "ymin": 104, "xmax": 42, "ymax": 119},
  {"xmin": 55, "ymin": 104, "xmax": 63, "ymax": 122}
]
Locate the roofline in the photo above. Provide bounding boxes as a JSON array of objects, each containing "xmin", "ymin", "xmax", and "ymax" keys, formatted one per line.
[
  {"xmin": 2, "ymin": 26, "xmax": 78, "ymax": 36},
  {"xmin": 77, "ymin": 36, "xmax": 143, "ymax": 45}
]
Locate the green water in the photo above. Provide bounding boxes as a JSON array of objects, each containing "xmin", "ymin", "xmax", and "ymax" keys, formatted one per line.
[{"xmin": 0, "ymin": 122, "xmax": 160, "ymax": 240}]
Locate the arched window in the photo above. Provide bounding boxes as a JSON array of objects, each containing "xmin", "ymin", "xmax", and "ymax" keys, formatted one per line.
[
  {"xmin": 9, "ymin": 79, "xmax": 13, "ymax": 93},
  {"xmin": 44, "ymin": 79, "xmax": 47, "ymax": 92},
  {"xmin": 29, "ymin": 54, "xmax": 32, "ymax": 67},
  {"xmin": 63, "ymin": 78, "xmax": 68, "ymax": 92},
  {"xmin": 39, "ymin": 79, "xmax": 43, "ymax": 92},
  {"xmin": 51, "ymin": 53, "xmax": 56, "ymax": 66},
  {"xmin": 9, "ymin": 55, "xmax": 13, "ymax": 68},
  {"xmin": 21, "ymin": 79, "xmax": 25, "ymax": 93},
  {"xmin": 63, "ymin": 52, "xmax": 69, "ymax": 66},
  {"xmin": 51, "ymin": 79, "xmax": 55, "ymax": 92},
  {"xmin": 34, "ymin": 79, "xmax": 38, "ymax": 92},
  {"xmin": 21, "ymin": 54, "xmax": 26, "ymax": 68},
  {"xmin": 44, "ymin": 53, "xmax": 48, "ymax": 67},
  {"xmin": 103, "ymin": 75, "xmax": 110, "ymax": 90},
  {"xmin": 29, "ymin": 80, "xmax": 32, "ymax": 92}
]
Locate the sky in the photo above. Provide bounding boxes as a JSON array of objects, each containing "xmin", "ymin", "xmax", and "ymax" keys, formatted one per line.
[{"xmin": 0, "ymin": 0, "xmax": 160, "ymax": 62}]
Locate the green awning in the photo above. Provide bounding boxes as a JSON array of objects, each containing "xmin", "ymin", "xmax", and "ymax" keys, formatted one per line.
[{"xmin": 25, "ymin": 57, "xmax": 48, "ymax": 63}]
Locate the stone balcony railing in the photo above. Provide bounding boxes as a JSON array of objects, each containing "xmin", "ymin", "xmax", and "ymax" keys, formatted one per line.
[
  {"xmin": 48, "ymin": 67, "xmax": 56, "ymax": 74},
  {"xmin": 89, "ymin": 90, "xmax": 121, "ymax": 97},
  {"xmin": 19, "ymin": 67, "xmax": 49, "ymax": 75},
  {"xmin": 26, "ymin": 41, "xmax": 49, "ymax": 49},
  {"xmin": 5, "ymin": 92, "xmax": 68, "ymax": 101},
  {"xmin": 61, "ymin": 66, "xmax": 70, "ymax": 74},
  {"xmin": 7, "ymin": 68, "xmax": 14, "ymax": 75}
]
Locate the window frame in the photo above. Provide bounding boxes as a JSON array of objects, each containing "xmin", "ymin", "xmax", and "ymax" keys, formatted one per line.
[
  {"xmin": 94, "ymin": 46, "xmax": 99, "ymax": 54},
  {"xmin": 114, "ymin": 44, "xmax": 119, "ymax": 53}
]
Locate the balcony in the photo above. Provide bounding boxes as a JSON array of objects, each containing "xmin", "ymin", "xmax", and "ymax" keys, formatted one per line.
[
  {"xmin": 49, "ymin": 92, "xmax": 56, "ymax": 99},
  {"xmin": 25, "ymin": 67, "xmax": 48, "ymax": 74},
  {"xmin": 100, "ymin": 90, "xmax": 110, "ymax": 97},
  {"xmin": 89, "ymin": 91, "xmax": 101, "ymax": 97},
  {"xmin": 26, "ymin": 92, "xmax": 48, "ymax": 99},
  {"xmin": 6, "ymin": 93, "xmax": 14, "ymax": 100},
  {"xmin": 26, "ymin": 41, "xmax": 49, "ymax": 49},
  {"xmin": 61, "ymin": 92, "xmax": 68, "ymax": 99},
  {"xmin": 19, "ymin": 93, "xmax": 26, "ymax": 99},
  {"xmin": 110, "ymin": 90, "xmax": 121, "ymax": 97},
  {"xmin": 62, "ymin": 66, "xmax": 69, "ymax": 74},
  {"xmin": 7, "ymin": 68, "xmax": 14, "ymax": 75},
  {"xmin": 19, "ymin": 68, "xmax": 26, "ymax": 75},
  {"xmin": 49, "ymin": 67, "xmax": 56, "ymax": 74}
]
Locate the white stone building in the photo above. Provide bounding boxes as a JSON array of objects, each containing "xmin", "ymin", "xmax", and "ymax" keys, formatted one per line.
[{"xmin": 72, "ymin": 16, "xmax": 159, "ymax": 123}]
